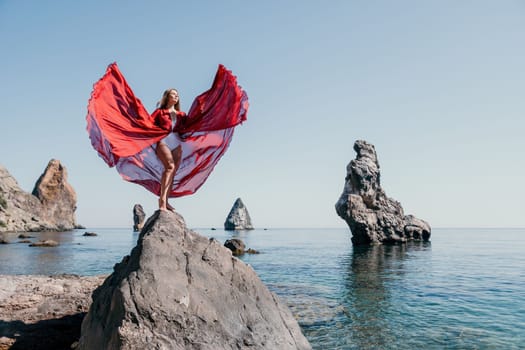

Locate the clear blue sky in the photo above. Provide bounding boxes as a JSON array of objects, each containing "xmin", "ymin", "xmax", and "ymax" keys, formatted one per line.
[{"xmin": 1, "ymin": 1, "xmax": 524, "ymax": 228}]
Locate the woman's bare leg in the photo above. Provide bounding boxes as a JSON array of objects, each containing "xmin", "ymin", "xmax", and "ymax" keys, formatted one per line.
[
  {"xmin": 155, "ymin": 142, "xmax": 175, "ymax": 211},
  {"xmin": 165, "ymin": 145, "xmax": 182, "ymax": 211}
]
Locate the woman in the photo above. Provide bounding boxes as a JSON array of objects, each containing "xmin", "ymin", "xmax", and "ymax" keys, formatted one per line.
[
  {"xmin": 86, "ymin": 63, "xmax": 248, "ymax": 212},
  {"xmin": 152, "ymin": 89, "xmax": 185, "ymax": 211}
]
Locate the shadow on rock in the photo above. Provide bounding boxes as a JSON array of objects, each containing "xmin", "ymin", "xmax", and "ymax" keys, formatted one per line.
[{"xmin": 0, "ymin": 313, "xmax": 85, "ymax": 350}]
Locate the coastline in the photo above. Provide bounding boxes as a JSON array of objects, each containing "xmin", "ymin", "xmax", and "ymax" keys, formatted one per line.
[
  {"xmin": 1, "ymin": 229, "xmax": 524, "ymax": 349},
  {"xmin": 0, "ymin": 274, "xmax": 106, "ymax": 350}
]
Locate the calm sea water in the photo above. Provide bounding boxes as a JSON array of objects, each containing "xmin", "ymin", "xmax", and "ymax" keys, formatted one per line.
[{"xmin": 1, "ymin": 227, "xmax": 524, "ymax": 349}]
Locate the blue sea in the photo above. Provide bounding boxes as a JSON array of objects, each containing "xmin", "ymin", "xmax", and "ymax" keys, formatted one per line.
[{"xmin": 1, "ymin": 227, "xmax": 524, "ymax": 349}]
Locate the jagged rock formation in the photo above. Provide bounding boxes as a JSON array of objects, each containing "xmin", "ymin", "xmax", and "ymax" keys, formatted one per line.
[
  {"xmin": 0, "ymin": 160, "xmax": 78, "ymax": 232},
  {"xmin": 335, "ymin": 140, "xmax": 431, "ymax": 245},
  {"xmin": 78, "ymin": 210, "xmax": 310, "ymax": 350},
  {"xmin": 132, "ymin": 204, "xmax": 145, "ymax": 232},
  {"xmin": 224, "ymin": 197, "xmax": 254, "ymax": 230},
  {"xmin": 32, "ymin": 159, "xmax": 77, "ymax": 230}
]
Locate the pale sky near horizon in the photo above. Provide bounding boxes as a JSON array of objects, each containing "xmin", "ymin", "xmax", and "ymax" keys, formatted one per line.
[{"xmin": 1, "ymin": 1, "xmax": 524, "ymax": 229}]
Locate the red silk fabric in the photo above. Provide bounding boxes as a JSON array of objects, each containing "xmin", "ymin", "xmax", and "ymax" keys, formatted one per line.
[{"xmin": 86, "ymin": 63, "xmax": 248, "ymax": 197}]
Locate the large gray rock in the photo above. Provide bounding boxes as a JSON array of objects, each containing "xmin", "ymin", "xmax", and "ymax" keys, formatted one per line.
[
  {"xmin": 0, "ymin": 160, "xmax": 78, "ymax": 232},
  {"xmin": 224, "ymin": 198, "xmax": 254, "ymax": 230},
  {"xmin": 132, "ymin": 204, "xmax": 145, "ymax": 232},
  {"xmin": 335, "ymin": 140, "xmax": 431, "ymax": 245},
  {"xmin": 78, "ymin": 210, "xmax": 310, "ymax": 350}
]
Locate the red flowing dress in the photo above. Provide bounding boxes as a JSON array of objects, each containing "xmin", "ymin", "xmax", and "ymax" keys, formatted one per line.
[{"xmin": 86, "ymin": 63, "xmax": 248, "ymax": 197}]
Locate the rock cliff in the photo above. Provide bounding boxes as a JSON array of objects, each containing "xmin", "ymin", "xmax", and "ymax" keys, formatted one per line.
[
  {"xmin": 78, "ymin": 210, "xmax": 310, "ymax": 350},
  {"xmin": 0, "ymin": 160, "xmax": 78, "ymax": 232},
  {"xmin": 335, "ymin": 140, "xmax": 431, "ymax": 245},
  {"xmin": 224, "ymin": 197, "xmax": 254, "ymax": 230}
]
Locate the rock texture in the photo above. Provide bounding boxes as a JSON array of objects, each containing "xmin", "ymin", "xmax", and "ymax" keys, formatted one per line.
[
  {"xmin": 132, "ymin": 204, "xmax": 146, "ymax": 232},
  {"xmin": 0, "ymin": 160, "xmax": 78, "ymax": 232},
  {"xmin": 32, "ymin": 159, "xmax": 77, "ymax": 230},
  {"xmin": 79, "ymin": 210, "xmax": 310, "ymax": 350},
  {"xmin": 224, "ymin": 238, "xmax": 246, "ymax": 256},
  {"xmin": 224, "ymin": 197, "xmax": 254, "ymax": 230},
  {"xmin": 224, "ymin": 238, "xmax": 260, "ymax": 256},
  {"xmin": 0, "ymin": 274, "xmax": 105, "ymax": 350},
  {"xmin": 335, "ymin": 140, "xmax": 431, "ymax": 245}
]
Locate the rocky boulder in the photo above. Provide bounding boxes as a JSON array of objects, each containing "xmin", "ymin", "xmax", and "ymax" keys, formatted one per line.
[
  {"xmin": 335, "ymin": 140, "xmax": 431, "ymax": 245},
  {"xmin": 224, "ymin": 238, "xmax": 246, "ymax": 256},
  {"xmin": 0, "ymin": 160, "xmax": 78, "ymax": 232},
  {"xmin": 132, "ymin": 204, "xmax": 145, "ymax": 232},
  {"xmin": 224, "ymin": 197, "xmax": 254, "ymax": 230},
  {"xmin": 224, "ymin": 238, "xmax": 260, "ymax": 256},
  {"xmin": 78, "ymin": 210, "xmax": 310, "ymax": 350}
]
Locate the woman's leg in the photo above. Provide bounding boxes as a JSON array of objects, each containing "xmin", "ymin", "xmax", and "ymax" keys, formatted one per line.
[
  {"xmin": 155, "ymin": 142, "xmax": 175, "ymax": 211},
  {"xmin": 165, "ymin": 145, "xmax": 182, "ymax": 211}
]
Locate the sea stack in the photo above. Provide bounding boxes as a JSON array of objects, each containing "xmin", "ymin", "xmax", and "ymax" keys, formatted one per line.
[
  {"xmin": 224, "ymin": 197, "xmax": 254, "ymax": 230},
  {"xmin": 0, "ymin": 160, "xmax": 78, "ymax": 232},
  {"xmin": 132, "ymin": 204, "xmax": 145, "ymax": 232},
  {"xmin": 78, "ymin": 210, "xmax": 310, "ymax": 350},
  {"xmin": 335, "ymin": 140, "xmax": 431, "ymax": 245}
]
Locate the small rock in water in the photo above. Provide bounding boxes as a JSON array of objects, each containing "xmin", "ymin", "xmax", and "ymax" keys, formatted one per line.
[
  {"xmin": 224, "ymin": 239, "xmax": 260, "ymax": 255},
  {"xmin": 18, "ymin": 233, "xmax": 34, "ymax": 239},
  {"xmin": 29, "ymin": 240, "xmax": 59, "ymax": 247},
  {"xmin": 224, "ymin": 198, "xmax": 254, "ymax": 230},
  {"xmin": 83, "ymin": 232, "xmax": 97, "ymax": 237},
  {"xmin": 224, "ymin": 238, "xmax": 246, "ymax": 256},
  {"xmin": 18, "ymin": 240, "xmax": 32, "ymax": 244}
]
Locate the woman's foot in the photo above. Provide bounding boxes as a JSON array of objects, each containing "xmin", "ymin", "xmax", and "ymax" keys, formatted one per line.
[{"xmin": 166, "ymin": 203, "xmax": 176, "ymax": 212}]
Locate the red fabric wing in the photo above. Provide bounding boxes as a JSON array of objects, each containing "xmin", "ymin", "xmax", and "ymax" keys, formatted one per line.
[
  {"xmin": 86, "ymin": 63, "xmax": 248, "ymax": 197},
  {"xmin": 180, "ymin": 64, "xmax": 249, "ymax": 134},
  {"xmin": 86, "ymin": 63, "xmax": 168, "ymax": 166}
]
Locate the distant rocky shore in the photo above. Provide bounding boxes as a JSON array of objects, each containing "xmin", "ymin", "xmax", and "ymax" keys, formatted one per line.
[{"xmin": 0, "ymin": 160, "xmax": 79, "ymax": 233}]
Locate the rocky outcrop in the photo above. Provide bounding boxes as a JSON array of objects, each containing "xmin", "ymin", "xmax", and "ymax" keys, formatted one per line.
[
  {"xmin": 224, "ymin": 197, "xmax": 254, "ymax": 230},
  {"xmin": 32, "ymin": 159, "xmax": 77, "ymax": 230},
  {"xmin": 0, "ymin": 274, "xmax": 105, "ymax": 350},
  {"xmin": 335, "ymin": 140, "xmax": 431, "ymax": 245},
  {"xmin": 29, "ymin": 240, "xmax": 59, "ymax": 247},
  {"xmin": 132, "ymin": 204, "xmax": 145, "ymax": 232},
  {"xmin": 79, "ymin": 210, "xmax": 310, "ymax": 350},
  {"xmin": 224, "ymin": 238, "xmax": 260, "ymax": 256},
  {"xmin": 224, "ymin": 238, "xmax": 246, "ymax": 256},
  {"xmin": 0, "ymin": 160, "xmax": 78, "ymax": 232}
]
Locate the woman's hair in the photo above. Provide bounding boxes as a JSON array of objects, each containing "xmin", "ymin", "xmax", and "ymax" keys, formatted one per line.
[{"xmin": 158, "ymin": 88, "xmax": 180, "ymax": 110}]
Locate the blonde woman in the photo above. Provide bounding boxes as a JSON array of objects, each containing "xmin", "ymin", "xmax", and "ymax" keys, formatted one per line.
[
  {"xmin": 152, "ymin": 89, "xmax": 185, "ymax": 211},
  {"xmin": 87, "ymin": 63, "xmax": 248, "ymax": 213}
]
